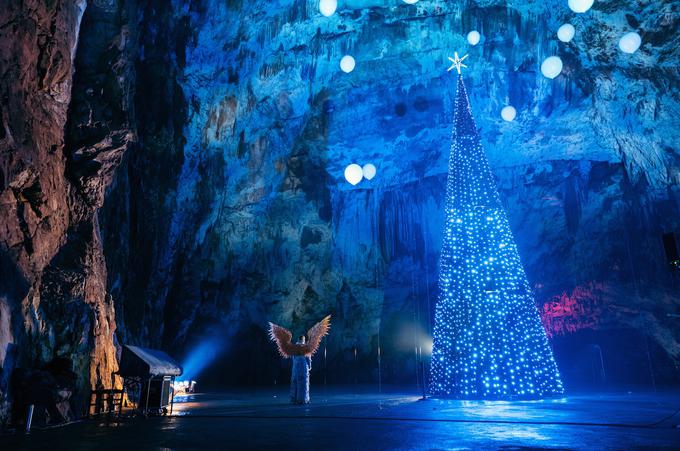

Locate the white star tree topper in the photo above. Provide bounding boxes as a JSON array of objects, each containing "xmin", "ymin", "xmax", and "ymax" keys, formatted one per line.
[{"xmin": 447, "ymin": 52, "xmax": 469, "ymax": 74}]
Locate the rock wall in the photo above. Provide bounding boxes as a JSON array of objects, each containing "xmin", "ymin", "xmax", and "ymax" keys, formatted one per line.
[
  {"xmin": 101, "ymin": 0, "xmax": 680, "ymax": 386},
  {"xmin": 0, "ymin": 0, "xmax": 136, "ymax": 420}
]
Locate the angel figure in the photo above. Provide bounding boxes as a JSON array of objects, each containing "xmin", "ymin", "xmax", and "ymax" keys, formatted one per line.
[{"xmin": 268, "ymin": 315, "xmax": 331, "ymax": 404}]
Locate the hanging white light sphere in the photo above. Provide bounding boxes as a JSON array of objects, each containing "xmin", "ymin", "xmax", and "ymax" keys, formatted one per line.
[
  {"xmin": 501, "ymin": 106, "xmax": 517, "ymax": 122},
  {"xmin": 344, "ymin": 164, "xmax": 363, "ymax": 185},
  {"xmin": 467, "ymin": 30, "xmax": 481, "ymax": 46},
  {"xmin": 557, "ymin": 24, "xmax": 575, "ymax": 42},
  {"xmin": 402, "ymin": 0, "xmax": 419, "ymax": 3},
  {"xmin": 319, "ymin": 0, "xmax": 337, "ymax": 17},
  {"xmin": 568, "ymin": 0, "xmax": 594, "ymax": 13},
  {"xmin": 362, "ymin": 163, "xmax": 376, "ymax": 180},
  {"xmin": 619, "ymin": 32, "xmax": 641, "ymax": 54},
  {"xmin": 541, "ymin": 56, "xmax": 563, "ymax": 79},
  {"xmin": 340, "ymin": 55, "xmax": 355, "ymax": 73}
]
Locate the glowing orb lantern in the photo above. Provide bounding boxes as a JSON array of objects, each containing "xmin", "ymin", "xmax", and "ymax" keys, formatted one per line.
[
  {"xmin": 541, "ymin": 56, "xmax": 563, "ymax": 79},
  {"xmin": 403, "ymin": 0, "xmax": 419, "ymax": 3},
  {"xmin": 501, "ymin": 106, "xmax": 516, "ymax": 122},
  {"xmin": 362, "ymin": 163, "xmax": 376, "ymax": 180},
  {"xmin": 319, "ymin": 0, "xmax": 337, "ymax": 17},
  {"xmin": 467, "ymin": 31, "xmax": 481, "ymax": 46},
  {"xmin": 619, "ymin": 32, "xmax": 641, "ymax": 54},
  {"xmin": 340, "ymin": 55, "xmax": 355, "ymax": 73},
  {"xmin": 344, "ymin": 164, "xmax": 363, "ymax": 185},
  {"xmin": 557, "ymin": 24, "xmax": 575, "ymax": 42},
  {"xmin": 568, "ymin": 0, "xmax": 594, "ymax": 13}
]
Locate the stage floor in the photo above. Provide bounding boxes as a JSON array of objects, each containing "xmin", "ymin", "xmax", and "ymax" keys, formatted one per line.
[{"xmin": 5, "ymin": 386, "xmax": 680, "ymax": 450}]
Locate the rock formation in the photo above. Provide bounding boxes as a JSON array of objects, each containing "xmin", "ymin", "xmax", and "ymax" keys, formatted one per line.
[
  {"xmin": 1, "ymin": 0, "xmax": 679, "ymax": 421},
  {"xmin": 0, "ymin": 0, "xmax": 135, "ymax": 420}
]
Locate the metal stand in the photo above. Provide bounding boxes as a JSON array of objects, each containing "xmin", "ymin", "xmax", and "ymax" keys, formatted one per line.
[
  {"xmin": 144, "ymin": 378, "xmax": 152, "ymax": 415},
  {"xmin": 25, "ymin": 404, "xmax": 34, "ymax": 433},
  {"xmin": 419, "ymin": 347, "xmax": 427, "ymax": 400},
  {"xmin": 170, "ymin": 376, "xmax": 175, "ymax": 415}
]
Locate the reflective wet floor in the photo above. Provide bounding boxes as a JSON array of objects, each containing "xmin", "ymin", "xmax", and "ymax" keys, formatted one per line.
[{"xmin": 4, "ymin": 386, "xmax": 680, "ymax": 450}]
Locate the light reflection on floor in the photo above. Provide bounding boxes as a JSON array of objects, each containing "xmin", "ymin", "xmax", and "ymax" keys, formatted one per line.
[
  {"xmin": 480, "ymin": 424, "xmax": 551, "ymax": 442},
  {"xmin": 4, "ymin": 386, "xmax": 680, "ymax": 450},
  {"xmin": 169, "ymin": 387, "xmax": 677, "ymax": 427}
]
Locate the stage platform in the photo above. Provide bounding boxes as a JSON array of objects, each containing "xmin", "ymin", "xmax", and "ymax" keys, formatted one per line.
[{"xmin": 5, "ymin": 386, "xmax": 680, "ymax": 449}]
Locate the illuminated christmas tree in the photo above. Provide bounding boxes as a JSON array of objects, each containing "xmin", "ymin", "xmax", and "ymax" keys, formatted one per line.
[{"xmin": 430, "ymin": 54, "xmax": 563, "ymax": 399}]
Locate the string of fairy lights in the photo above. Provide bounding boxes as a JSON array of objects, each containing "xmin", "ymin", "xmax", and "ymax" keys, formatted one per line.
[
  {"xmin": 429, "ymin": 73, "xmax": 564, "ymax": 399},
  {"xmin": 314, "ymin": 0, "xmax": 645, "ymax": 398}
]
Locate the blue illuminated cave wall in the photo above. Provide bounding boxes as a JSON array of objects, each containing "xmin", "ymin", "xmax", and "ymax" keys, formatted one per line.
[{"xmin": 96, "ymin": 0, "xmax": 680, "ymax": 387}]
